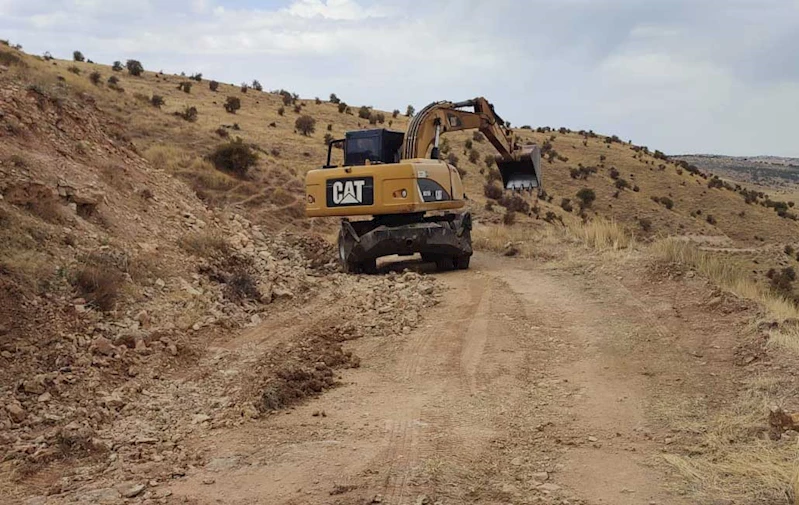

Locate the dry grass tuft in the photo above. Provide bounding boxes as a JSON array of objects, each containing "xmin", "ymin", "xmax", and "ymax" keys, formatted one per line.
[
  {"xmin": 566, "ymin": 217, "xmax": 635, "ymax": 251},
  {"xmin": 652, "ymin": 238, "xmax": 799, "ymax": 322},
  {"xmin": 662, "ymin": 376, "xmax": 799, "ymax": 503}
]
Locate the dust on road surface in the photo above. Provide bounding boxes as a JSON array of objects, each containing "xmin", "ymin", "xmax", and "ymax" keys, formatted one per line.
[{"xmin": 164, "ymin": 252, "xmax": 742, "ymax": 504}]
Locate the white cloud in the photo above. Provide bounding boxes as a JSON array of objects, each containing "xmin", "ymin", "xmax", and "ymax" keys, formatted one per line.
[{"xmin": 1, "ymin": 0, "xmax": 797, "ymax": 156}]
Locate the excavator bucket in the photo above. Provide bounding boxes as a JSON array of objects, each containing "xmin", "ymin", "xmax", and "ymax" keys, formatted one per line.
[{"xmin": 497, "ymin": 145, "xmax": 542, "ymax": 192}]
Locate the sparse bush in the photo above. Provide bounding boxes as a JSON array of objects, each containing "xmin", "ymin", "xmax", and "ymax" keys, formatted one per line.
[
  {"xmin": 252, "ymin": 80, "xmax": 263, "ymax": 91},
  {"xmin": 240, "ymin": 83, "xmax": 249, "ymax": 93},
  {"xmin": 224, "ymin": 96, "xmax": 241, "ymax": 114},
  {"xmin": 126, "ymin": 59, "xmax": 144, "ymax": 76},
  {"xmin": 406, "ymin": 105, "xmax": 415, "ymax": 117},
  {"xmin": 295, "ymin": 115, "xmax": 316, "ymax": 136},
  {"xmin": 150, "ymin": 95, "xmax": 165, "ymax": 108},
  {"xmin": 446, "ymin": 152, "xmax": 459, "ymax": 166},
  {"xmin": 500, "ymin": 194, "xmax": 530, "ymax": 214},
  {"xmin": 209, "ymin": 80, "xmax": 219, "ymax": 92},
  {"xmin": 473, "ymin": 132, "xmax": 484, "ymax": 142},
  {"xmin": 609, "ymin": 167, "xmax": 620, "ymax": 179},
  {"xmin": 708, "ymin": 177, "xmax": 724, "ymax": 189},
  {"xmin": 392, "ymin": 109, "xmax": 399, "ymax": 118},
  {"xmin": 68, "ymin": 66, "xmax": 81, "ymax": 75},
  {"xmin": 293, "ymin": 104, "xmax": 302, "ymax": 114},
  {"xmin": 468, "ymin": 149, "xmax": 479, "ymax": 164},
  {"xmin": 107, "ymin": 75, "xmax": 119, "ymax": 86},
  {"xmin": 177, "ymin": 106, "xmax": 198, "ymax": 122},
  {"xmin": 654, "ymin": 196, "xmax": 674, "ymax": 210},
  {"xmin": 706, "ymin": 214, "xmax": 717, "ymax": 225},
  {"xmin": 327, "ymin": 124, "xmax": 332, "ymax": 131},
  {"xmin": 485, "ymin": 154, "xmax": 495, "ymax": 168},
  {"xmin": 785, "ymin": 245, "xmax": 795, "ymax": 256},
  {"xmin": 633, "ymin": 185, "xmax": 640, "ymax": 192},
  {"xmin": 112, "ymin": 61, "xmax": 123, "ymax": 71},
  {"xmin": 73, "ymin": 50, "xmax": 85, "ymax": 62},
  {"xmin": 614, "ymin": 178, "xmax": 629, "ymax": 190},
  {"xmin": 281, "ymin": 91, "xmax": 293, "ymax": 105},
  {"xmin": 338, "ymin": 102, "xmax": 347, "ymax": 113},
  {"xmin": 277, "ymin": 106, "xmax": 285, "ymax": 116},
  {"xmin": 207, "ymin": 138, "xmax": 259, "ymax": 177},
  {"xmin": 484, "ymin": 183, "xmax": 503, "ymax": 200},
  {"xmin": 215, "ymin": 127, "xmax": 229, "ymax": 138},
  {"xmin": 576, "ymin": 188, "xmax": 596, "ymax": 209},
  {"xmin": 178, "ymin": 81, "xmax": 192, "ymax": 93},
  {"xmin": 560, "ymin": 198, "xmax": 574, "ymax": 213},
  {"xmin": 544, "ymin": 211, "xmax": 559, "ymax": 224},
  {"xmin": 358, "ymin": 106, "xmax": 372, "ymax": 119},
  {"xmin": 769, "ymin": 267, "xmax": 796, "ymax": 297},
  {"xmin": 190, "ymin": 73, "xmax": 202, "ymax": 82},
  {"xmin": 465, "ymin": 139, "xmax": 473, "ymax": 150},
  {"xmin": 73, "ymin": 265, "xmax": 123, "ymax": 312},
  {"xmin": 89, "ymin": 71, "xmax": 102, "ymax": 85},
  {"xmin": 638, "ymin": 218, "xmax": 652, "ymax": 232},
  {"xmin": 329, "ymin": 93, "xmax": 340, "ymax": 104},
  {"xmin": 502, "ymin": 210, "xmax": 516, "ymax": 226},
  {"xmin": 315, "ymin": 97, "xmax": 322, "ymax": 105},
  {"xmin": 324, "ymin": 133, "xmax": 334, "ymax": 145}
]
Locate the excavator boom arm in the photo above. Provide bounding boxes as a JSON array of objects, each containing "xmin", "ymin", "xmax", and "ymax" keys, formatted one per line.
[{"xmin": 401, "ymin": 98, "xmax": 541, "ymax": 191}]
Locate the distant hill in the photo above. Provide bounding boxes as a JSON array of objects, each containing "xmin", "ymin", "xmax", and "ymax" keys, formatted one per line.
[{"xmin": 673, "ymin": 154, "xmax": 799, "ymax": 187}]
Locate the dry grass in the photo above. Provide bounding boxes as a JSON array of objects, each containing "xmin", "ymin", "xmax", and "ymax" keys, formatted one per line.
[
  {"xmin": 653, "ymin": 238, "xmax": 799, "ymax": 322},
  {"xmin": 565, "ymin": 217, "xmax": 635, "ymax": 251},
  {"xmin": 472, "ymin": 223, "xmax": 564, "ymax": 259},
  {"xmin": 662, "ymin": 375, "xmax": 799, "ymax": 504},
  {"xmin": 178, "ymin": 231, "xmax": 230, "ymax": 258}
]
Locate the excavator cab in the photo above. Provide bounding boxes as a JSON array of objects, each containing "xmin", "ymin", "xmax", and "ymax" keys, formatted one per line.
[{"xmin": 325, "ymin": 129, "xmax": 405, "ymax": 168}]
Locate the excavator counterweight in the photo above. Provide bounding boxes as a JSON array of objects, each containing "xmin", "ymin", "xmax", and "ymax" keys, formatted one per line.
[{"xmin": 305, "ymin": 97, "xmax": 543, "ymax": 273}]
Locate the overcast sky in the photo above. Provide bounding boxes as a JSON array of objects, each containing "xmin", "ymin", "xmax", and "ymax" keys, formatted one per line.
[{"xmin": 2, "ymin": 0, "xmax": 798, "ymax": 156}]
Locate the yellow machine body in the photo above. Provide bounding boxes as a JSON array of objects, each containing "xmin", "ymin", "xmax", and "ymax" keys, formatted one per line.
[{"xmin": 305, "ymin": 159, "xmax": 465, "ymax": 218}]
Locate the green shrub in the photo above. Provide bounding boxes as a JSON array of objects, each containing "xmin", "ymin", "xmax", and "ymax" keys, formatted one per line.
[
  {"xmin": 392, "ymin": 109, "xmax": 400, "ymax": 118},
  {"xmin": 252, "ymin": 80, "xmax": 262, "ymax": 91},
  {"xmin": 484, "ymin": 183, "xmax": 503, "ymax": 200},
  {"xmin": 177, "ymin": 106, "xmax": 198, "ymax": 122},
  {"xmin": 406, "ymin": 105, "xmax": 415, "ymax": 117},
  {"xmin": 295, "ymin": 115, "xmax": 316, "ymax": 136},
  {"xmin": 358, "ymin": 106, "xmax": 372, "ymax": 119},
  {"xmin": 208, "ymin": 138, "xmax": 258, "ymax": 177},
  {"xmin": 73, "ymin": 50, "xmax": 85, "ymax": 62},
  {"xmin": 126, "ymin": 59, "xmax": 144, "ymax": 76},
  {"xmin": 112, "ymin": 61, "xmax": 123, "ymax": 71},
  {"xmin": 329, "ymin": 93, "xmax": 340, "ymax": 104},
  {"xmin": 615, "ymin": 178, "xmax": 629, "ymax": 190},
  {"xmin": 190, "ymin": 73, "xmax": 202, "ymax": 82},
  {"xmin": 576, "ymin": 188, "xmax": 596, "ymax": 209},
  {"xmin": 224, "ymin": 96, "xmax": 241, "ymax": 114}
]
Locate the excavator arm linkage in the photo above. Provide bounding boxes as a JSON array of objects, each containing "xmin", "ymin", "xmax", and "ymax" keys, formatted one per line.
[{"xmin": 402, "ymin": 97, "xmax": 542, "ymax": 192}]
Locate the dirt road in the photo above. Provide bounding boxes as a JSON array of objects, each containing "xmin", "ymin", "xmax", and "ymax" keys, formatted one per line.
[{"xmin": 157, "ymin": 250, "xmax": 754, "ymax": 505}]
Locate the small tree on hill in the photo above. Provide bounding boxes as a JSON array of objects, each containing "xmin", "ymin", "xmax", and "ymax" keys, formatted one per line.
[
  {"xmin": 224, "ymin": 96, "xmax": 241, "ymax": 114},
  {"xmin": 208, "ymin": 138, "xmax": 258, "ymax": 177},
  {"xmin": 329, "ymin": 93, "xmax": 340, "ymax": 104},
  {"xmin": 338, "ymin": 102, "xmax": 347, "ymax": 113},
  {"xmin": 252, "ymin": 80, "xmax": 263, "ymax": 91},
  {"xmin": 209, "ymin": 80, "xmax": 219, "ymax": 92},
  {"xmin": 295, "ymin": 115, "xmax": 316, "ymax": 136},
  {"xmin": 406, "ymin": 105, "xmax": 415, "ymax": 117},
  {"xmin": 576, "ymin": 188, "xmax": 596, "ymax": 209},
  {"xmin": 112, "ymin": 61, "xmax": 123, "ymax": 72},
  {"xmin": 73, "ymin": 50, "xmax": 85, "ymax": 62},
  {"xmin": 126, "ymin": 59, "xmax": 144, "ymax": 76}
]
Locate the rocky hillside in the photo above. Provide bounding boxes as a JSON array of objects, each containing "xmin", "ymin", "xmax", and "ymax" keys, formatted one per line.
[{"xmin": 673, "ymin": 154, "xmax": 799, "ymax": 187}]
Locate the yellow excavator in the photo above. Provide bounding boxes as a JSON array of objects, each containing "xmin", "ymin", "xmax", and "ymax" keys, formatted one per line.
[{"xmin": 305, "ymin": 97, "xmax": 542, "ymax": 273}]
